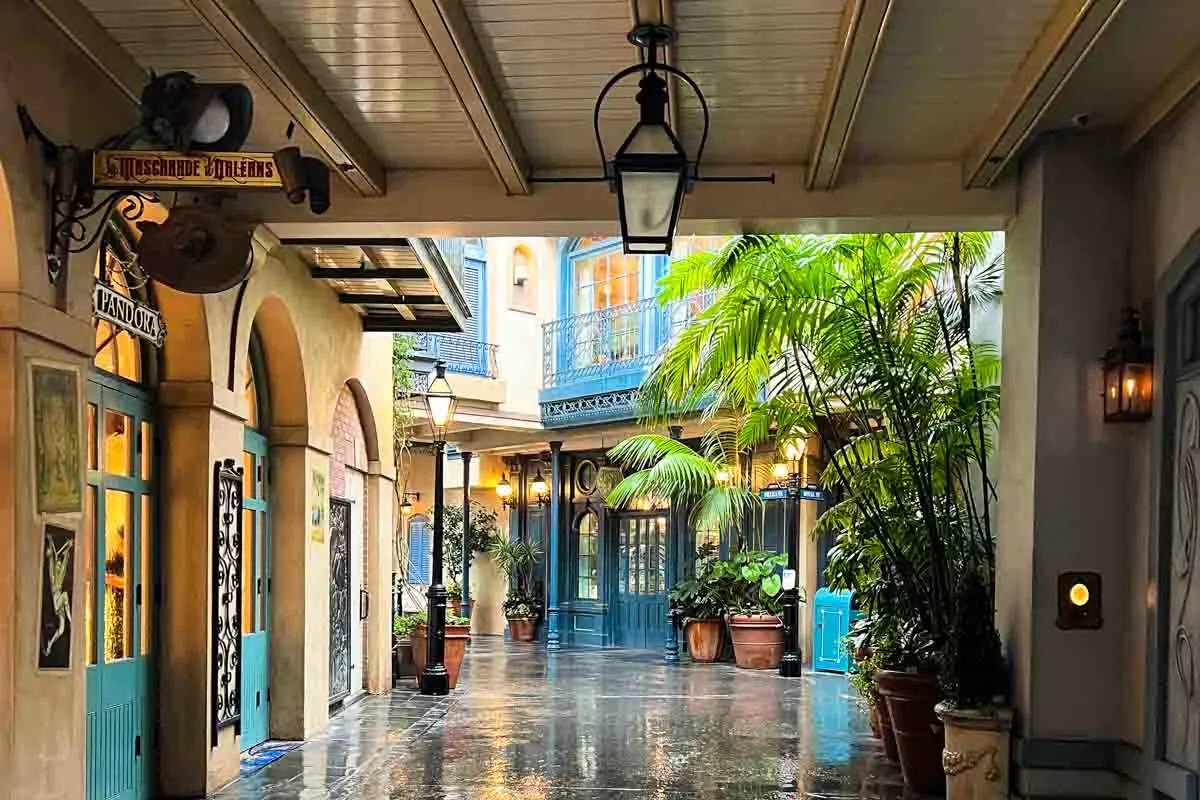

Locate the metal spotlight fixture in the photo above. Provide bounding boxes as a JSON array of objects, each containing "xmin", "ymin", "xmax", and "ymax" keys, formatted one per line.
[
  {"xmin": 273, "ymin": 145, "xmax": 332, "ymax": 215},
  {"xmin": 531, "ymin": 24, "xmax": 772, "ymax": 255},
  {"xmin": 140, "ymin": 71, "xmax": 254, "ymax": 152}
]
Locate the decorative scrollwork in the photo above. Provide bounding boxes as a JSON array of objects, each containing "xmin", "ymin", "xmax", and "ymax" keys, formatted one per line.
[
  {"xmin": 942, "ymin": 747, "xmax": 1000, "ymax": 781},
  {"xmin": 328, "ymin": 498, "xmax": 352, "ymax": 704},
  {"xmin": 211, "ymin": 458, "xmax": 243, "ymax": 744},
  {"xmin": 1175, "ymin": 393, "xmax": 1200, "ymax": 752}
]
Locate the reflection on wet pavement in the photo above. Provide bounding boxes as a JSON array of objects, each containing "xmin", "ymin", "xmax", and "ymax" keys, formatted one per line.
[{"xmin": 213, "ymin": 638, "xmax": 904, "ymax": 799}]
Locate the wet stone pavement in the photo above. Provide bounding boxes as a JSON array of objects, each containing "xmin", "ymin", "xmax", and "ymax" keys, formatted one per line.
[{"xmin": 213, "ymin": 638, "xmax": 905, "ymax": 799}]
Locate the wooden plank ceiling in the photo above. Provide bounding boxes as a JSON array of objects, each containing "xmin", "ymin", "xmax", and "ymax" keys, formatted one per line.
[{"xmin": 43, "ymin": 0, "xmax": 1200, "ymax": 199}]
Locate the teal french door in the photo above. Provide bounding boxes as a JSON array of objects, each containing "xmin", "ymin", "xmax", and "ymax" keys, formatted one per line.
[
  {"xmin": 611, "ymin": 513, "xmax": 669, "ymax": 650},
  {"xmin": 240, "ymin": 428, "xmax": 271, "ymax": 751},
  {"xmin": 85, "ymin": 375, "xmax": 156, "ymax": 800}
]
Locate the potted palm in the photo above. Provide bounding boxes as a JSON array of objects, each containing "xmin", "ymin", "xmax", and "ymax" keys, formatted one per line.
[
  {"xmin": 667, "ymin": 543, "xmax": 726, "ymax": 662},
  {"xmin": 488, "ymin": 538, "xmax": 543, "ymax": 641},
  {"xmin": 408, "ymin": 609, "xmax": 471, "ymax": 690}
]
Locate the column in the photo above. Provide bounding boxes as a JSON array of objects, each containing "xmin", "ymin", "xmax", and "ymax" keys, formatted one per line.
[
  {"xmin": 664, "ymin": 426, "xmax": 683, "ymax": 663},
  {"xmin": 546, "ymin": 441, "xmax": 563, "ymax": 651},
  {"xmin": 996, "ymin": 132, "xmax": 1137, "ymax": 792},
  {"xmin": 364, "ymin": 463, "xmax": 394, "ymax": 693},
  {"xmin": 461, "ymin": 451, "xmax": 472, "ymax": 623}
]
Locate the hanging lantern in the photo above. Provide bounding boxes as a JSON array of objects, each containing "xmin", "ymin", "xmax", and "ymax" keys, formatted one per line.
[
  {"xmin": 531, "ymin": 24, "xmax": 771, "ymax": 255},
  {"xmin": 1102, "ymin": 307, "xmax": 1153, "ymax": 422},
  {"xmin": 423, "ymin": 361, "xmax": 459, "ymax": 442}
]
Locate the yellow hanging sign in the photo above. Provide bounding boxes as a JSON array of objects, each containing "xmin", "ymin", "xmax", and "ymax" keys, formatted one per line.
[{"xmin": 91, "ymin": 150, "xmax": 283, "ymax": 190}]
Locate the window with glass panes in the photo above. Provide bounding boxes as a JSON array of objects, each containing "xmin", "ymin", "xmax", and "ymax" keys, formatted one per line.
[{"xmin": 577, "ymin": 511, "xmax": 599, "ymax": 600}]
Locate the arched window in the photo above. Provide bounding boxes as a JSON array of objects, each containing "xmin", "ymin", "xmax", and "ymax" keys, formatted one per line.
[
  {"xmin": 93, "ymin": 244, "xmax": 144, "ymax": 384},
  {"xmin": 576, "ymin": 509, "xmax": 599, "ymax": 600},
  {"xmin": 407, "ymin": 514, "xmax": 432, "ymax": 584},
  {"xmin": 509, "ymin": 243, "xmax": 538, "ymax": 312}
]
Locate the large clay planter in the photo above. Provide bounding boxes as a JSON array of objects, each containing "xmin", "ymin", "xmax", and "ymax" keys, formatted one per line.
[
  {"xmin": 937, "ymin": 704, "xmax": 1013, "ymax": 800},
  {"xmin": 508, "ymin": 617, "xmax": 538, "ymax": 642},
  {"xmin": 410, "ymin": 623, "xmax": 471, "ymax": 690},
  {"xmin": 685, "ymin": 618, "xmax": 724, "ymax": 663},
  {"xmin": 875, "ymin": 690, "xmax": 900, "ymax": 761},
  {"xmin": 392, "ymin": 637, "xmax": 415, "ymax": 683},
  {"xmin": 875, "ymin": 671, "xmax": 945, "ymax": 794},
  {"xmin": 728, "ymin": 614, "xmax": 784, "ymax": 669},
  {"xmin": 449, "ymin": 598, "xmax": 477, "ymax": 617}
]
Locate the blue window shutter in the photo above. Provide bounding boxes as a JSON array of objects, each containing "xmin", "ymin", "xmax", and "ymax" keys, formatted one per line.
[
  {"xmin": 462, "ymin": 257, "xmax": 484, "ymax": 342},
  {"xmin": 409, "ymin": 517, "xmax": 432, "ymax": 583}
]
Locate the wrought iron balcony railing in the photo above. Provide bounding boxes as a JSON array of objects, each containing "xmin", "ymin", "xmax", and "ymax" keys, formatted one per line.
[
  {"xmin": 542, "ymin": 292, "xmax": 716, "ymax": 389},
  {"xmin": 413, "ymin": 333, "xmax": 499, "ymax": 379}
]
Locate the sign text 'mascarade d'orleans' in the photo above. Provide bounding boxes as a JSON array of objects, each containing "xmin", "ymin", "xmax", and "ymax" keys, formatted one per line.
[
  {"xmin": 91, "ymin": 150, "xmax": 283, "ymax": 190},
  {"xmin": 94, "ymin": 283, "xmax": 165, "ymax": 347}
]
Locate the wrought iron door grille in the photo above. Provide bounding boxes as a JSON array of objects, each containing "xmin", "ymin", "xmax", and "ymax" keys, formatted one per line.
[
  {"xmin": 211, "ymin": 458, "xmax": 243, "ymax": 744},
  {"xmin": 328, "ymin": 498, "xmax": 352, "ymax": 704}
]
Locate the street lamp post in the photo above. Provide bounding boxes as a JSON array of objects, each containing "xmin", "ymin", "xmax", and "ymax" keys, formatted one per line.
[
  {"xmin": 779, "ymin": 439, "xmax": 805, "ymax": 678},
  {"xmin": 422, "ymin": 361, "xmax": 458, "ymax": 696}
]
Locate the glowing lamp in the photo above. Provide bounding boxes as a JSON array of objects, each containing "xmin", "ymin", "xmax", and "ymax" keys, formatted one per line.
[{"xmin": 1102, "ymin": 307, "xmax": 1153, "ymax": 422}]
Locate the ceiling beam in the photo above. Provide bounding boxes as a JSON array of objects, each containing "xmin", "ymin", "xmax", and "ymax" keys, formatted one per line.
[
  {"xmin": 806, "ymin": 0, "xmax": 894, "ymax": 190},
  {"xmin": 339, "ymin": 294, "xmax": 442, "ymax": 306},
  {"xmin": 1122, "ymin": 44, "xmax": 1200, "ymax": 153},
  {"xmin": 179, "ymin": 0, "xmax": 387, "ymax": 196},
  {"xmin": 962, "ymin": 0, "xmax": 1128, "ymax": 189},
  {"xmin": 241, "ymin": 162, "xmax": 1015, "ymax": 238},
  {"xmin": 407, "ymin": 0, "xmax": 531, "ymax": 195},
  {"xmin": 309, "ymin": 268, "xmax": 427, "ymax": 281},
  {"xmin": 363, "ymin": 317, "xmax": 463, "ymax": 333},
  {"xmin": 31, "ymin": 0, "xmax": 145, "ymax": 105}
]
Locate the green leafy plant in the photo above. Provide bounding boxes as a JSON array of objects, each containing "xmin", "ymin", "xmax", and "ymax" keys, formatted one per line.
[
  {"xmin": 710, "ymin": 549, "xmax": 789, "ymax": 616},
  {"xmin": 668, "ymin": 543, "xmax": 726, "ymax": 620},
  {"xmin": 488, "ymin": 538, "xmax": 544, "ymax": 620},
  {"xmin": 442, "ymin": 501, "xmax": 500, "ymax": 585},
  {"xmin": 394, "ymin": 609, "xmax": 468, "ymax": 637},
  {"xmin": 446, "ymin": 578, "xmax": 462, "ymax": 599},
  {"xmin": 941, "ymin": 570, "xmax": 1005, "ymax": 709}
]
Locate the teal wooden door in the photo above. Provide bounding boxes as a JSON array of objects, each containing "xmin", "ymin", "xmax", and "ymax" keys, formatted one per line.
[
  {"xmin": 240, "ymin": 429, "xmax": 271, "ymax": 750},
  {"xmin": 85, "ymin": 377, "xmax": 156, "ymax": 800},
  {"xmin": 612, "ymin": 513, "xmax": 669, "ymax": 650}
]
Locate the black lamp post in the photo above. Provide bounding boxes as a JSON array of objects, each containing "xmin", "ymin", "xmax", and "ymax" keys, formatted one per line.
[
  {"xmin": 779, "ymin": 439, "xmax": 805, "ymax": 678},
  {"xmin": 421, "ymin": 361, "xmax": 458, "ymax": 695}
]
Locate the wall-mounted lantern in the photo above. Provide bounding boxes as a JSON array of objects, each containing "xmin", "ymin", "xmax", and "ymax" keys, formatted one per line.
[
  {"xmin": 495, "ymin": 474, "xmax": 514, "ymax": 508},
  {"xmin": 400, "ymin": 491, "xmax": 420, "ymax": 516},
  {"xmin": 1102, "ymin": 307, "xmax": 1154, "ymax": 422},
  {"xmin": 530, "ymin": 466, "xmax": 551, "ymax": 508}
]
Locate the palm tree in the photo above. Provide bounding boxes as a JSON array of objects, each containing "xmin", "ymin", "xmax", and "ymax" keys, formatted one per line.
[{"xmin": 627, "ymin": 232, "xmax": 1002, "ymax": 673}]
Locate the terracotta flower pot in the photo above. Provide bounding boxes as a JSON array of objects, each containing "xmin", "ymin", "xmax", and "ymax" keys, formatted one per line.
[
  {"xmin": 410, "ymin": 623, "xmax": 471, "ymax": 690},
  {"xmin": 685, "ymin": 618, "xmax": 724, "ymax": 663},
  {"xmin": 875, "ymin": 671, "xmax": 945, "ymax": 794},
  {"xmin": 937, "ymin": 703, "xmax": 1013, "ymax": 800},
  {"xmin": 508, "ymin": 617, "xmax": 538, "ymax": 642},
  {"xmin": 874, "ymin": 689, "xmax": 900, "ymax": 761},
  {"xmin": 392, "ymin": 637, "xmax": 415, "ymax": 682},
  {"xmin": 449, "ymin": 598, "xmax": 477, "ymax": 617},
  {"xmin": 728, "ymin": 614, "xmax": 784, "ymax": 669}
]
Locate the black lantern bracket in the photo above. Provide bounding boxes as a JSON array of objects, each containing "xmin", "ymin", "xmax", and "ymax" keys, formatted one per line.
[
  {"xmin": 17, "ymin": 106, "xmax": 158, "ymax": 297},
  {"xmin": 528, "ymin": 25, "xmax": 774, "ymax": 193}
]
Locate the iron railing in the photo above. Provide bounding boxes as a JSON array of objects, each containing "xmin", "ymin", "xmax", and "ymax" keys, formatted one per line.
[
  {"xmin": 414, "ymin": 333, "xmax": 499, "ymax": 379},
  {"xmin": 542, "ymin": 291, "xmax": 716, "ymax": 388}
]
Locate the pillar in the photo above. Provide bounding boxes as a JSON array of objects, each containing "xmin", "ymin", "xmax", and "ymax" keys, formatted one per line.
[
  {"xmin": 461, "ymin": 451, "xmax": 472, "ymax": 621},
  {"xmin": 365, "ymin": 463, "xmax": 394, "ymax": 693},
  {"xmin": 664, "ymin": 426, "xmax": 683, "ymax": 663},
  {"xmin": 996, "ymin": 131, "xmax": 1135, "ymax": 794},
  {"xmin": 546, "ymin": 441, "xmax": 563, "ymax": 651}
]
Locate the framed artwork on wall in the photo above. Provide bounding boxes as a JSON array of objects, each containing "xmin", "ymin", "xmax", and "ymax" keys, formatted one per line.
[
  {"xmin": 29, "ymin": 361, "xmax": 82, "ymax": 514},
  {"xmin": 38, "ymin": 523, "xmax": 76, "ymax": 670},
  {"xmin": 310, "ymin": 467, "xmax": 327, "ymax": 543}
]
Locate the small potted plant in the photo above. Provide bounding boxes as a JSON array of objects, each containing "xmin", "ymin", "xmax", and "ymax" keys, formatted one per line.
[
  {"xmin": 712, "ymin": 550, "xmax": 788, "ymax": 669},
  {"xmin": 936, "ymin": 571, "xmax": 1010, "ymax": 800},
  {"xmin": 409, "ymin": 609, "xmax": 472, "ymax": 690},
  {"xmin": 392, "ymin": 613, "xmax": 421, "ymax": 682},
  {"xmin": 668, "ymin": 543, "xmax": 726, "ymax": 662},
  {"xmin": 488, "ymin": 538, "xmax": 543, "ymax": 641},
  {"xmin": 446, "ymin": 578, "xmax": 463, "ymax": 616}
]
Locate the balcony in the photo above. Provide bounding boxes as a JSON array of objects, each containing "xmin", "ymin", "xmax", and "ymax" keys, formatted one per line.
[
  {"xmin": 540, "ymin": 292, "xmax": 715, "ymax": 426},
  {"xmin": 414, "ymin": 333, "xmax": 499, "ymax": 379}
]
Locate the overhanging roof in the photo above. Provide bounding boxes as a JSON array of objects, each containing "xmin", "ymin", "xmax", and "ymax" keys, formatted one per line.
[{"xmin": 279, "ymin": 236, "xmax": 471, "ymax": 333}]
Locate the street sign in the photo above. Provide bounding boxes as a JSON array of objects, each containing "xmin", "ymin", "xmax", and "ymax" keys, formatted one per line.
[
  {"xmin": 757, "ymin": 486, "xmax": 828, "ymax": 503},
  {"xmin": 93, "ymin": 282, "xmax": 165, "ymax": 347},
  {"xmin": 91, "ymin": 149, "xmax": 283, "ymax": 191},
  {"xmin": 800, "ymin": 487, "xmax": 827, "ymax": 502},
  {"xmin": 758, "ymin": 487, "xmax": 788, "ymax": 502}
]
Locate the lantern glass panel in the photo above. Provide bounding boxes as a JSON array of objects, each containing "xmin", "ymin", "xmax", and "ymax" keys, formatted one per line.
[
  {"xmin": 1104, "ymin": 364, "xmax": 1122, "ymax": 419},
  {"xmin": 1124, "ymin": 361, "xmax": 1153, "ymax": 417}
]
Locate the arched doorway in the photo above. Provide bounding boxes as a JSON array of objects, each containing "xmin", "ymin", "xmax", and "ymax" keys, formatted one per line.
[
  {"xmin": 85, "ymin": 228, "xmax": 158, "ymax": 800},
  {"xmin": 240, "ymin": 330, "xmax": 271, "ymax": 751}
]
